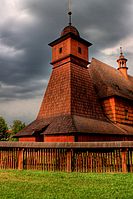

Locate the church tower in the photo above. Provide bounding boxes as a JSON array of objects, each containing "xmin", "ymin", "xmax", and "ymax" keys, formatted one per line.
[
  {"xmin": 15, "ymin": 4, "xmax": 108, "ymax": 142},
  {"xmin": 35, "ymin": 11, "xmax": 108, "ymax": 142},
  {"xmin": 37, "ymin": 21, "xmax": 93, "ymax": 119}
]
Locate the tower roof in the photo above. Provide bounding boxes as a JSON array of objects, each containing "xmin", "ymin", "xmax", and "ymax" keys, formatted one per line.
[
  {"xmin": 117, "ymin": 47, "xmax": 127, "ymax": 62},
  {"xmin": 61, "ymin": 25, "xmax": 80, "ymax": 37},
  {"xmin": 49, "ymin": 27, "xmax": 92, "ymax": 47}
]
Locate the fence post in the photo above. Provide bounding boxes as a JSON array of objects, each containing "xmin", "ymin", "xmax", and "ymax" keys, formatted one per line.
[
  {"xmin": 121, "ymin": 148, "xmax": 128, "ymax": 173},
  {"xmin": 67, "ymin": 149, "xmax": 72, "ymax": 172},
  {"xmin": 18, "ymin": 148, "xmax": 24, "ymax": 170}
]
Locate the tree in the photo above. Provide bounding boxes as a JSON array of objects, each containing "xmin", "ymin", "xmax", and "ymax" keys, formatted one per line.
[
  {"xmin": 11, "ymin": 120, "xmax": 26, "ymax": 134},
  {"xmin": 9, "ymin": 120, "xmax": 26, "ymax": 141},
  {"xmin": 0, "ymin": 116, "xmax": 8, "ymax": 141}
]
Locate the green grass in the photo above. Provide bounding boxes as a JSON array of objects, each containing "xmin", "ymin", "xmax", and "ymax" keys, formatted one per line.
[{"xmin": 0, "ymin": 170, "xmax": 133, "ymax": 199}]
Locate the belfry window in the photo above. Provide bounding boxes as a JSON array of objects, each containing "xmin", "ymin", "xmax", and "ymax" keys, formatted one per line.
[
  {"xmin": 78, "ymin": 47, "xmax": 82, "ymax": 54},
  {"xmin": 124, "ymin": 109, "xmax": 128, "ymax": 120},
  {"xmin": 59, "ymin": 47, "xmax": 62, "ymax": 54}
]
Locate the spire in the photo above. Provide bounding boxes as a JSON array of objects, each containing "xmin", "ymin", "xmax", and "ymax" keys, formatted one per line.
[
  {"xmin": 117, "ymin": 47, "xmax": 128, "ymax": 79},
  {"xmin": 117, "ymin": 47, "xmax": 127, "ymax": 67},
  {"xmin": 68, "ymin": 0, "xmax": 72, "ymax": 26},
  {"xmin": 119, "ymin": 46, "xmax": 125, "ymax": 59},
  {"xmin": 60, "ymin": 0, "xmax": 81, "ymax": 37},
  {"xmin": 120, "ymin": 47, "xmax": 123, "ymax": 56}
]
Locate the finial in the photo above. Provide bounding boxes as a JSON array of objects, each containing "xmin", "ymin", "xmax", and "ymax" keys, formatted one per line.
[
  {"xmin": 120, "ymin": 46, "xmax": 123, "ymax": 56},
  {"xmin": 68, "ymin": 0, "xmax": 72, "ymax": 26}
]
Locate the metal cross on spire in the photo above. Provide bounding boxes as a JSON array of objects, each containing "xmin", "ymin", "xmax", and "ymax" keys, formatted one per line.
[
  {"xmin": 68, "ymin": 0, "xmax": 72, "ymax": 26},
  {"xmin": 120, "ymin": 46, "xmax": 123, "ymax": 56}
]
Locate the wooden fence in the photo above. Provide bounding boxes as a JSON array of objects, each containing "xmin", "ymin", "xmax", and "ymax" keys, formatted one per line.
[{"xmin": 0, "ymin": 141, "xmax": 133, "ymax": 172}]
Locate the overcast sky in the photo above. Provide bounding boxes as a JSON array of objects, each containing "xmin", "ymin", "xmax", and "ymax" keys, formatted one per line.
[{"xmin": 0, "ymin": 0, "xmax": 133, "ymax": 125}]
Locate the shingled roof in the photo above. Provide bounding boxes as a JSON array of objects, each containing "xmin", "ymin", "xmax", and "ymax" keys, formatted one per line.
[
  {"xmin": 42, "ymin": 115, "xmax": 131, "ymax": 135},
  {"xmin": 89, "ymin": 58, "xmax": 133, "ymax": 101},
  {"xmin": 37, "ymin": 61, "xmax": 107, "ymax": 121},
  {"xmin": 15, "ymin": 114, "xmax": 133, "ymax": 138},
  {"xmin": 15, "ymin": 57, "xmax": 133, "ymax": 138}
]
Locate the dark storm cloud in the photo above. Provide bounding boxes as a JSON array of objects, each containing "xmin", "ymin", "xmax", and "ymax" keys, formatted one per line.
[
  {"xmin": 0, "ymin": 0, "xmax": 133, "ymax": 102},
  {"xmin": 0, "ymin": 16, "xmax": 51, "ymax": 85},
  {"xmin": 73, "ymin": 0, "xmax": 132, "ymax": 47},
  {"xmin": 0, "ymin": 80, "xmax": 47, "ymax": 101}
]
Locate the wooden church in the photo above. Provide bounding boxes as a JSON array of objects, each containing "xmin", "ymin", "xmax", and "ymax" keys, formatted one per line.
[{"xmin": 15, "ymin": 11, "xmax": 133, "ymax": 142}]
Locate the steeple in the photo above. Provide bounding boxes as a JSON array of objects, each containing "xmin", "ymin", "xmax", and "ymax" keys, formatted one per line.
[
  {"xmin": 37, "ymin": 2, "xmax": 93, "ymax": 119},
  {"xmin": 117, "ymin": 47, "xmax": 128, "ymax": 79}
]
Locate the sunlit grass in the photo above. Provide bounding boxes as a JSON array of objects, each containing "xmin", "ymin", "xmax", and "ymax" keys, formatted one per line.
[{"xmin": 0, "ymin": 170, "xmax": 133, "ymax": 199}]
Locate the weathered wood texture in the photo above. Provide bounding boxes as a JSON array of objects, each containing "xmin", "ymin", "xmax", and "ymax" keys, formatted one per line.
[{"xmin": 0, "ymin": 141, "xmax": 133, "ymax": 172}]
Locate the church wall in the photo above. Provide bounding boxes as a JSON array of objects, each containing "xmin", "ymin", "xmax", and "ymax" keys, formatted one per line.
[
  {"xmin": 115, "ymin": 97, "xmax": 133, "ymax": 125},
  {"xmin": 52, "ymin": 38, "xmax": 71, "ymax": 63},
  {"xmin": 19, "ymin": 137, "xmax": 36, "ymax": 142},
  {"xmin": 77, "ymin": 134, "xmax": 126, "ymax": 142},
  {"xmin": 51, "ymin": 38, "xmax": 88, "ymax": 64},
  {"xmin": 19, "ymin": 134, "xmax": 133, "ymax": 143},
  {"xmin": 44, "ymin": 135, "xmax": 75, "ymax": 142},
  {"xmin": 45, "ymin": 134, "xmax": 133, "ymax": 142},
  {"xmin": 102, "ymin": 97, "xmax": 133, "ymax": 125},
  {"xmin": 70, "ymin": 39, "xmax": 88, "ymax": 61},
  {"xmin": 19, "ymin": 136, "xmax": 44, "ymax": 142},
  {"xmin": 101, "ymin": 97, "xmax": 116, "ymax": 121}
]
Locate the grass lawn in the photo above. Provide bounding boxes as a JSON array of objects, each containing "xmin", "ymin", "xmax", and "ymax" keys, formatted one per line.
[{"xmin": 0, "ymin": 170, "xmax": 133, "ymax": 199}]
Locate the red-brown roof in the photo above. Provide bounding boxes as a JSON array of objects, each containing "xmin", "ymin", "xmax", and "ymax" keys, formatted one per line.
[
  {"xmin": 15, "ymin": 57, "xmax": 133, "ymax": 138},
  {"xmin": 89, "ymin": 58, "xmax": 133, "ymax": 100},
  {"xmin": 37, "ymin": 61, "xmax": 106, "ymax": 121},
  {"xmin": 61, "ymin": 25, "xmax": 80, "ymax": 37},
  {"xmin": 15, "ymin": 114, "xmax": 133, "ymax": 138},
  {"xmin": 42, "ymin": 115, "xmax": 132, "ymax": 135},
  {"xmin": 14, "ymin": 119, "xmax": 50, "ymax": 137}
]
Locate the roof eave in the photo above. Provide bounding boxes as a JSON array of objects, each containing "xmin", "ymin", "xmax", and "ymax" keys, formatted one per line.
[{"xmin": 49, "ymin": 33, "xmax": 92, "ymax": 47}]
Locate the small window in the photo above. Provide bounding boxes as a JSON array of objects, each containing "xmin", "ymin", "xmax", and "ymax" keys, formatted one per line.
[
  {"xmin": 59, "ymin": 47, "xmax": 62, "ymax": 54},
  {"xmin": 124, "ymin": 110, "xmax": 128, "ymax": 120},
  {"xmin": 78, "ymin": 47, "xmax": 82, "ymax": 54}
]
